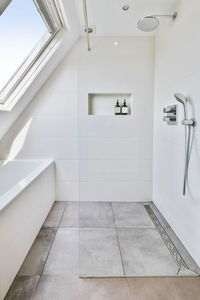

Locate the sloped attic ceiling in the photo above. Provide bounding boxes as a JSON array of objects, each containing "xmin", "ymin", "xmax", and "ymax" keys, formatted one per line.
[{"xmin": 0, "ymin": 0, "xmax": 81, "ymax": 140}]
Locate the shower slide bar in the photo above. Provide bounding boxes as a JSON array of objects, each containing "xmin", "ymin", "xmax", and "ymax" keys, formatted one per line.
[
  {"xmin": 174, "ymin": 93, "xmax": 196, "ymax": 195},
  {"xmin": 83, "ymin": 0, "xmax": 91, "ymax": 51}
]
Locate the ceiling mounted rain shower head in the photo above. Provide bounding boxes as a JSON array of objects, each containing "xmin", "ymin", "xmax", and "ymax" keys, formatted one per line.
[
  {"xmin": 137, "ymin": 12, "xmax": 177, "ymax": 32},
  {"xmin": 137, "ymin": 16, "xmax": 159, "ymax": 32}
]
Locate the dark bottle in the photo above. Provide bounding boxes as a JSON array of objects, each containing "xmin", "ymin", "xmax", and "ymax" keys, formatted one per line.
[
  {"xmin": 115, "ymin": 100, "xmax": 121, "ymax": 115},
  {"xmin": 121, "ymin": 99, "xmax": 128, "ymax": 115}
]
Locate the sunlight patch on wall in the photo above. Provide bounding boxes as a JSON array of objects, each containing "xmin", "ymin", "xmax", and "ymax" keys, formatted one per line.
[{"xmin": 3, "ymin": 118, "xmax": 33, "ymax": 165}]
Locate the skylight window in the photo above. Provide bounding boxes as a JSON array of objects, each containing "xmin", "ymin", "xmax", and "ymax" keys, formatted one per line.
[{"xmin": 0, "ymin": 0, "xmax": 64, "ymax": 109}]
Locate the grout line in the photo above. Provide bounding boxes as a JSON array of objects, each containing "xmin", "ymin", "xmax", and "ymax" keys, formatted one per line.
[
  {"xmin": 32, "ymin": 204, "xmax": 67, "ymax": 298},
  {"xmin": 60, "ymin": 226, "xmax": 156, "ymax": 229},
  {"xmin": 111, "ymin": 203, "xmax": 126, "ymax": 277},
  {"xmin": 31, "ymin": 227, "xmax": 58, "ymax": 299}
]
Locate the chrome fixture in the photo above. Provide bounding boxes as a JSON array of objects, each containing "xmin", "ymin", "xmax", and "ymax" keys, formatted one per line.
[
  {"xmin": 174, "ymin": 93, "xmax": 196, "ymax": 195},
  {"xmin": 83, "ymin": 0, "xmax": 91, "ymax": 51},
  {"xmin": 84, "ymin": 27, "xmax": 93, "ymax": 34},
  {"xmin": 174, "ymin": 93, "xmax": 187, "ymax": 119},
  {"xmin": 122, "ymin": 5, "xmax": 130, "ymax": 11},
  {"xmin": 163, "ymin": 105, "xmax": 177, "ymax": 125},
  {"xmin": 137, "ymin": 12, "xmax": 177, "ymax": 32}
]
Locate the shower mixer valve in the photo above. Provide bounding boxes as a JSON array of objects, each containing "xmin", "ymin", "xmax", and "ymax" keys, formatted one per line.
[{"xmin": 163, "ymin": 105, "xmax": 177, "ymax": 125}]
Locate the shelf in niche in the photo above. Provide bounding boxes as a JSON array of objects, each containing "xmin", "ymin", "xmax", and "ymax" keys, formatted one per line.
[{"xmin": 88, "ymin": 93, "xmax": 132, "ymax": 116}]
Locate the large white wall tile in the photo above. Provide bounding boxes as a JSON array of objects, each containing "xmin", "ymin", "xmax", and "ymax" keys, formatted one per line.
[
  {"xmin": 56, "ymin": 181, "xmax": 79, "ymax": 202},
  {"xmin": 1, "ymin": 137, "xmax": 79, "ymax": 160},
  {"xmin": 87, "ymin": 116, "xmax": 134, "ymax": 137},
  {"xmin": 86, "ymin": 137, "xmax": 152, "ymax": 160},
  {"xmin": 80, "ymin": 159, "xmax": 152, "ymax": 182},
  {"xmin": 30, "ymin": 91, "xmax": 78, "ymax": 116},
  {"xmin": 28, "ymin": 116, "xmax": 78, "ymax": 138},
  {"xmin": 87, "ymin": 114, "xmax": 153, "ymax": 139},
  {"xmin": 55, "ymin": 160, "xmax": 79, "ymax": 181},
  {"xmin": 46, "ymin": 69, "xmax": 78, "ymax": 92},
  {"xmin": 79, "ymin": 181, "xmax": 152, "ymax": 202}
]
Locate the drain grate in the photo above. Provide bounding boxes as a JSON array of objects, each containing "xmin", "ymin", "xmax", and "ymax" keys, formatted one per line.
[{"xmin": 144, "ymin": 205, "xmax": 188, "ymax": 270}]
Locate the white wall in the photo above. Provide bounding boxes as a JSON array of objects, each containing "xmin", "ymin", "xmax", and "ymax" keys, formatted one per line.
[
  {"xmin": 78, "ymin": 37, "xmax": 154, "ymax": 202},
  {"xmin": 154, "ymin": 0, "xmax": 200, "ymax": 265},
  {"xmin": 0, "ymin": 36, "xmax": 155, "ymax": 203}
]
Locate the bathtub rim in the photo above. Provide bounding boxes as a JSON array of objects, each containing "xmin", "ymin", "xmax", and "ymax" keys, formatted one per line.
[{"xmin": 0, "ymin": 159, "xmax": 54, "ymax": 213}]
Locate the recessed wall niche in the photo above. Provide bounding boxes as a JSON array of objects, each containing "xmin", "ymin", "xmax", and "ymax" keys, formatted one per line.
[{"xmin": 88, "ymin": 93, "xmax": 132, "ymax": 116}]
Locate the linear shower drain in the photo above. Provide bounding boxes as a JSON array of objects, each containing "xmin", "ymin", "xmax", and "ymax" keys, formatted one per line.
[{"xmin": 144, "ymin": 205, "xmax": 188, "ymax": 271}]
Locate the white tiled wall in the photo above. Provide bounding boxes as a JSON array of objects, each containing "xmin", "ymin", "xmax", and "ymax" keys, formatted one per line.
[
  {"xmin": 78, "ymin": 37, "xmax": 154, "ymax": 202},
  {"xmin": 0, "ymin": 36, "xmax": 155, "ymax": 203},
  {"xmin": 153, "ymin": 0, "xmax": 200, "ymax": 265},
  {"xmin": 79, "ymin": 181, "xmax": 152, "ymax": 202}
]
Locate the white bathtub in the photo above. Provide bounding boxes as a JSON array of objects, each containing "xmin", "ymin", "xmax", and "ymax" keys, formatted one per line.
[{"xmin": 0, "ymin": 160, "xmax": 55, "ymax": 300}]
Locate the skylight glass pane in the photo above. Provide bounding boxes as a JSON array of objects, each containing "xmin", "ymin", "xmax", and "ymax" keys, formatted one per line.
[{"xmin": 0, "ymin": 0, "xmax": 47, "ymax": 92}]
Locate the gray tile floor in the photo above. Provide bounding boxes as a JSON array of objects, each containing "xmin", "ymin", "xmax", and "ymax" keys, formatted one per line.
[
  {"xmin": 79, "ymin": 202, "xmax": 200, "ymax": 277},
  {"xmin": 5, "ymin": 201, "xmax": 200, "ymax": 300}
]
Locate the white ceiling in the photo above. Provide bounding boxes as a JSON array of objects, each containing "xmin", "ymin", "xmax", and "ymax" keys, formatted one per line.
[{"xmin": 74, "ymin": 0, "xmax": 180, "ymax": 36}]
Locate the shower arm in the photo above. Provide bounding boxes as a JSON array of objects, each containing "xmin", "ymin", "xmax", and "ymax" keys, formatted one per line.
[{"xmin": 147, "ymin": 13, "xmax": 177, "ymax": 20}]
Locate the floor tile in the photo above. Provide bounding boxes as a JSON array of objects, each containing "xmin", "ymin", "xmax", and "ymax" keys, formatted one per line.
[
  {"xmin": 5, "ymin": 276, "xmax": 40, "ymax": 300},
  {"xmin": 127, "ymin": 277, "xmax": 200, "ymax": 300},
  {"xmin": 165, "ymin": 227, "xmax": 200, "ymax": 275},
  {"xmin": 59, "ymin": 202, "xmax": 79, "ymax": 227},
  {"xmin": 33, "ymin": 275, "xmax": 79, "ymax": 300},
  {"xmin": 112, "ymin": 202, "xmax": 154, "ymax": 228},
  {"xmin": 79, "ymin": 278, "xmax": 130, "ymax": 300},
  {"xmin": 117, "ymin": 228, "xmax": 178, "ymax": 276},
  {"xmin": 43, "ymin": 202, "xmax": 66, "ymax": 228},
  {"xmin": 79, "ymin": 202, "xmax": 115, "ymax": 228},
  {"xmin": 18, "ymin": 228, "xmax": 56, "ymax": 276},
  {"xmin": 43, "ymin": 228, "xmax": 78, "ymax": 276},
  {"xmin": 79, "ymin": 228, "xmax": 124, "ymax": 277}
]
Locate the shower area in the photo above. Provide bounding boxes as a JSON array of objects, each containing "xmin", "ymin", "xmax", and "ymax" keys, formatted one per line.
[
  {"xmin": 76, "ymin": 51, "xmax": 199, "ymax": 274},
  {"xmin": 73, "ymin": 0, "xmax": 200, "ymax": 278}
]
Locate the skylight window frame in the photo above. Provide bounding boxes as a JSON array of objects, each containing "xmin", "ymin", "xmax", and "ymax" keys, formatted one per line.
[{"xmin": 0, "ymin": 0, "xmax": 65, "ymax": 110}]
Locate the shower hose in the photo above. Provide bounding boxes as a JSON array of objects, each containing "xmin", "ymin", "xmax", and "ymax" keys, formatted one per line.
[{"xmin": 183, "ymin": 124, "xmax": 194, "ymax": 195}]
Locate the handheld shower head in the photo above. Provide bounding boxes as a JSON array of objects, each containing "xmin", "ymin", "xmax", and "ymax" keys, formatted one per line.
[
  {"xmin": 174, "ymin": 93, "xmax": 187, "ymax": 105},
  {"xmin": 174, "ymin": 93, "xmax": 187, "ymax": 119}
]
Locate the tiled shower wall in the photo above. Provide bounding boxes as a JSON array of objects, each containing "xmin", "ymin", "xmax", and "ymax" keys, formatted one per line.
[
  {"xmin": 78, "ymin": 37, "xmax": 154, "ymax": 202},
  {"xmin": 0, "ymin": 36, "xmax": 155, "ymax": 202},
  {"xmin": 153, "ymin": 0, "xmax": 200, "ymax": 266}
]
